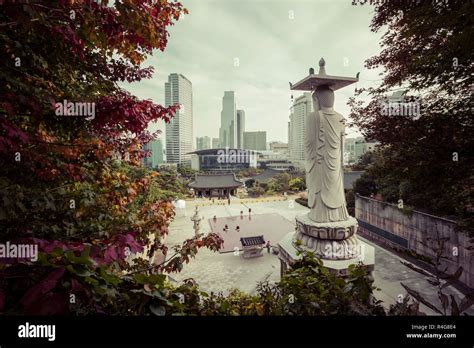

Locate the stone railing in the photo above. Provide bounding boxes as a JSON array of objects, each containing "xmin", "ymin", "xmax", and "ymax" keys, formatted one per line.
[{"xmin": 355, "ymin": 194, "xmax": 473, "ymax": 289}]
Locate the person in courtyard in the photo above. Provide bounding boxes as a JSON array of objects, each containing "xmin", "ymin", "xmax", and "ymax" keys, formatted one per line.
[
  {"xmin": 236, "ymin": 226, "xmax": 240, "ymax": 232},
  {"xmin": 266, "ymin": 240, "xmax": 271, "ymax": 253}
]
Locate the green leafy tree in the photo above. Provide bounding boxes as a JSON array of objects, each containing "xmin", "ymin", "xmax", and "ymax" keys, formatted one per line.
[
  {"xmin": 289, "ymin": 177, "xmax": 306, "ymax": 192},
  {"xmin": 265, "ymin": 178, "xmax": 282, "ymax": 195},
  {"xmin": 351, "ymin": 151, "xmax": 377, "ymax": 171},
  {"xmin": 236, "ymin": 168, "xmax": 263, "ymax": 179},
  {"xmin": 353, "ymin": 173, "xmax": 377, "ymax": 197},
  {"xmin": 171, "ymin": 253, "xmax": 385, "ymax": 316},
  {"xmin": 345, "ymin": 189, "xmax": 355, "ymax": 216},
  {"xmin": 348, "ymin": 1, "xmax": 474, "ymax": 234},
  {"xmin": 0, "ymin": 0, "xmax": 223, "ymax": 315},
  {"xmin": 248, "ymin": 181, "xmax": 265, "ymax": 197},
  {"xmin": 274, "ymin": 172, "xmax": 291, "ymax": 192}
]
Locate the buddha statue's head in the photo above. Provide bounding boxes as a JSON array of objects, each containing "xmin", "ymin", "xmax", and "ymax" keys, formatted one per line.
[{"xmin": 314, "ymin": 86, "xmax": 335, "ymax": 108}]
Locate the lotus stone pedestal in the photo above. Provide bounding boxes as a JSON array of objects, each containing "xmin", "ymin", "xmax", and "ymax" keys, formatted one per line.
[{"xmin": 278, "ymin": 214, "xmax": 374, "ymax": 278}]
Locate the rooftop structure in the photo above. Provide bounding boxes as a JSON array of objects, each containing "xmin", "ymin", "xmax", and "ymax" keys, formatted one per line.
[
  {"xmin": 189, "ymin": 173, "xmax": 242, "ymax": 198},
  {"xmin": 189, "ymin": 148, "xmax": 257, "ymax": 172}
]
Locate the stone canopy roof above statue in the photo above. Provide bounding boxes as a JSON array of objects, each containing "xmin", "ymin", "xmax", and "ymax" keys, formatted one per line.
[
  {"xmin": 189, "ymin": 173, "xmax": 242, "ymax": 189},
  {"xmin": 290, "ymin": 58, "xmax": 358, "ymax": 91}
]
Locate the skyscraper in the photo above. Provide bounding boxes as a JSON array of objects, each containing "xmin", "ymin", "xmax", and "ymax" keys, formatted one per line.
[
  {"xmin": 164, "ymin": 73, "xmax": 193, "ymax": 166},
  {"xmin": 143, "ymin": 139, "xmax": 165, "ymax": 168},
  {"xmin": 288, "ymin": 93, "xmax": 312, "ymax": 169},
  {"xmin": 236, "ymin": 109, "xmax": 245, "ymax": 149},
  {"xmin": 211, "ymin": 138, "xmax": 219, "ymax": 148},
  {"xmin": 196, "ymin": 136, "xmax": 211, "ymax": 150},
  {"xmin": 219, "ymin": 91, "xmax": 236, "ymax": 148},
  {"xmin": 243, "ymin": 131, "xmax": 267, "ymax": 151},
  {"xmin": 229, "ymin": 120, "xmax": 235, "ymax": 148}
]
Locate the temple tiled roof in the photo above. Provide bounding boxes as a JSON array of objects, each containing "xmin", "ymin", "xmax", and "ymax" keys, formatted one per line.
[
  {"xmin": 190, "ymin": 173, "xmax": 242, "ymax": 189},
  {"xmin": 240, "ymin": 236, "xmax": 265, "ymax": 246},
  {"xmin": 244, "ymin": 168, "xmax": 280, "ymax": 183}
]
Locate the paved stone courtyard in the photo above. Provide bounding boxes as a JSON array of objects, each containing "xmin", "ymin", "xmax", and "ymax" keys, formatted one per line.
[
  {"xmin": 165, "ymin": 197, "xmax": 472, "ymax": 315},
  {"xmin": 210, "ymin": 213, "xmax": 294, "ymax": 253}
]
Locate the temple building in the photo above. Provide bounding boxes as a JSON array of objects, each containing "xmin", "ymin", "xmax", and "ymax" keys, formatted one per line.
[{"xmin": 189, "ymin": 173, "xmax": 243, "ymax": 198}]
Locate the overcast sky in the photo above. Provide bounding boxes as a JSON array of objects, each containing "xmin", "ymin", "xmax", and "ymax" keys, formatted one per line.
[{"xmin": 123, "ymin": 0, "xmax": 384, "ymax": 143}]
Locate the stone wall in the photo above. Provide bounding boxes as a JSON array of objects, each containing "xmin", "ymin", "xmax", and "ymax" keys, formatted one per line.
[{"xmin": 355, "ymin": 195, "xmax": 473, "ymax": 289}]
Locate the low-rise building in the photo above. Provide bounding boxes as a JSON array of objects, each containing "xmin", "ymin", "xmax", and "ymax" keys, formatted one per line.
[
  {"xmin": 256, "ymin": 150, "xmax": 293, "ymax": 171},
  {"xmin": 269, "ymin": 142, "xmax": 289, "ymax": 154},
  {"xmin": 189, "ymin": 148, "xmax": 257, "ymax": 172},
  {"xmin": 344, "ymin": 137, "xmax": 378, "ymax": 165}
]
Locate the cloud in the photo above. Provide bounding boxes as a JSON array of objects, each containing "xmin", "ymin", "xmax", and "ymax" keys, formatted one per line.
[{"xmin": 123, "ymin": 0, "xmax": 383, "ymax": 143}]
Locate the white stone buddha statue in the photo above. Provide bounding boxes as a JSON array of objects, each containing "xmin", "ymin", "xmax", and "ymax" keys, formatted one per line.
[{"xmin": 305, "ymin": 86, "xmax": 349, "ymax": 223}]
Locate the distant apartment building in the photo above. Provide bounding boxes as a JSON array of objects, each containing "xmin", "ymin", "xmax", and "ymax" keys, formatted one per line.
[
  {"xmin": 143, "ymin": 139, "xmax": 165, "ymax": 169},
  {"xmin": 344, "ymin": 137, "xmax": 378, "ymax": 165},
  {"xmin": 288, "ymin": 93, "xmax": 312, "ymax": 169},
  {"xmin": 196, "ymin": 136, "xmax": 211, "ymax": 150},
  {"xmin": 243, "ymin": 131, "xmax": 267, "ymax": 151},
  {"xmin": 164, "ymin": 73, "xmax": 193, "ymax": 166},
  {"xmin": 236, "ymin": 109, "xmax": 245, "ymax": 149},
  {"xmin": 219, "ymin": 91, "xmax": 237, "ymax": 148},
  {"xmin": 211, "ymin": 137, "xmax": 220, "ymax": 149}
]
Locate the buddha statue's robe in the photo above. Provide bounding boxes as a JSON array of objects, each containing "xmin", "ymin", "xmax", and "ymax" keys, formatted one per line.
[{"xmin": 305, "ymin": 95, "xmax": 348, "ymax": 223}]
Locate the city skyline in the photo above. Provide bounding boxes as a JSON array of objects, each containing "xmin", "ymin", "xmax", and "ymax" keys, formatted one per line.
[{"xmin": 123, "ymin": 0, "xmax": 383, "ymax": 143}]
